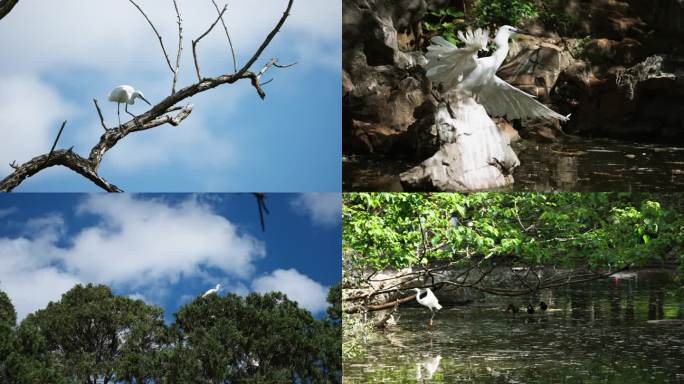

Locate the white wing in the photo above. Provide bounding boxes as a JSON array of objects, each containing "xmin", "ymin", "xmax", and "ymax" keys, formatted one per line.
[
  {"xmin": 478, "ymin": 76, "xmax": 569, "ymax": 121},
  {"xmin": 424, "ymin": 33, "xmax": 485, "ymax": 91},
  {"xmin": 425, "ymin": 288, "xmax": 442, "ymax": 310}
]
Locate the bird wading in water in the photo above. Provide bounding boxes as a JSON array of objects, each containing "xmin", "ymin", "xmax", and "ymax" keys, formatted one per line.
[{"xmin": 413, "ymin": 287, "xmax": 443, "ymax": 326}]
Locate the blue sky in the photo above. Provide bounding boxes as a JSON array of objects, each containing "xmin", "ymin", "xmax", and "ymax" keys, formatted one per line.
[
  {"xmin": 0, "ymin": 193, "xmax": 341, "ymax": 322},
  {"xmin": 0, "ymin": 0, "xmax": 341, "ymax": 192}
]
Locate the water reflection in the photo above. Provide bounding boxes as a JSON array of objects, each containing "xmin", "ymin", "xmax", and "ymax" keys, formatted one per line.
[
  {"xmin": 343, "ymin": 137, "xmax": 684, "ymax": 191},
  {"xmin": 416, "ymin": 355, "xmax": 442, "ymax": 381},
  {"xmin": 344, "ymin": 273, "xmax": 684, "ymax": 383}
]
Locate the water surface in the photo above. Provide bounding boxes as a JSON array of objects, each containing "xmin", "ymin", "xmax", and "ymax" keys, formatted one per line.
[
  {"xmin": 344, "ymin": 274, "xmax": 684, "ymax": 383},
  {"xmin": 343, "ymin": 137, "xmax": 684, "ymax": 191}
]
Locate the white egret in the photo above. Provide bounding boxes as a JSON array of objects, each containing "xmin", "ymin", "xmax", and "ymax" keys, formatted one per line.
[
  {"xmin": 108, "ymin": 85, "xmax": 151, "ymax": 127},
  {"xmin": 202, "ymin": 284, "xmax": 222, "ymax": 298},
  {"xmin": 424, "ymin": 26, "xmax": 569, "ymax": 121},
  {"xmin": 413, "ymin": 287, "xmax": 442, "ymax": 326}
]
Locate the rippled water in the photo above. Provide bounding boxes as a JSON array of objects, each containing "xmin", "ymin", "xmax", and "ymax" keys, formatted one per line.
[
  {"xmin": 343, "ymin": 138, "xmax": 684, "ymax": 191},
  {"xmin": 344, "ymin": 275, "xmax": 684, "ymax": 383}
]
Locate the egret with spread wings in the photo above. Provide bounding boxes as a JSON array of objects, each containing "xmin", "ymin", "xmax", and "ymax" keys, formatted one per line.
[{"xmin": 425, "ymin": 26, "xmax": 569, "ymax": 121}]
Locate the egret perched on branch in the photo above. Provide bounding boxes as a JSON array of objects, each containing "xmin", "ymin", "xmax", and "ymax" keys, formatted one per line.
[
  {"xmin": 108, "ymin": 85, "xmax": 151, "ymax": 127},
  {"xmin": 424, "ymin": 26, "xmax": 569, "ymax": 121},
  {"xmin": 413, "ymin": 288, "xmax": 442, "ymax": 326},
  {"xmin": 202, "ymin": 284, "xmax": 222, "ymax": 298}
]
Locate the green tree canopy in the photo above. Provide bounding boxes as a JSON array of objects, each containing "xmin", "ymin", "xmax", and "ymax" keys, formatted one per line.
[
  {"xmin": 169, "ymin": 290, "xmax": 340, "ymax": 383},
  {"xmin": 343, "ymin": 193, "xmax": 683, "ymax": 304},
  {"xmin": 8, "ymin": 284, "xmax": 166, "ymax": 384},
  {"xmin": 2, "ymin": 284, "xmax": 341, "ymax": 383},
  {"xmin": 0, "ymin": 290, "xmax": 17, "ymax": 383}
]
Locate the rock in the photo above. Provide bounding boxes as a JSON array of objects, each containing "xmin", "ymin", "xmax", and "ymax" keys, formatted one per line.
[
  {"xmin": 400, "ymin": 96, "xmax": 520, "ymax": 191},
  {"xmin": 499, "ymin": 38, "xmax": 573, "ymax": 102},
  {"xmin": 556, "ymin": 55, "xmax": 684, "ymax": 140},
  {"xmin": 343, "ymin": 0, "xmax": 439, "ymax": 156}
]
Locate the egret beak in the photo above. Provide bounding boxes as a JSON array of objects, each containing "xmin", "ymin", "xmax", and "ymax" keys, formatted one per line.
[
  {"xmin": 139, "ymin": 96, "xmax": 152, "ymax": 106},
  {"xmin": 515, "ymin": 29, "xmax": 538, "ymax": 37}
]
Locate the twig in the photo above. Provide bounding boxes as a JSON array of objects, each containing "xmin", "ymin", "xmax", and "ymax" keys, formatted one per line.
[
  {"xmin": 253, "ymin": 193, "xmax": 269, "ymax": 231},
  {"xmin": 93, "ymin": 99, "xmax": 108, "ymax": 131},
  {"xmin": 171, "ymin": 0, "xmax": 183, "ymax": 94},
  {"xmin": 47, "ymin": 121, "xmax": 67, "ymax": 159},
  {"xmin": 0, "ymin": 0, "xmax": 19, "ymax": 21},
  {"xmin": 192, "ymin": 4, "xmax": 228, "ymax": 81},
  {"xmin": 211, "ymin": 0, "xmax": 238, "ymax": 73},
  {"xmin": 1, "ymin": 0, "xmax": 296, "ymax": 192},
  {"xmin": 127, "ymin": 0, "xmax": 174, "ymax": 73},
  {"xmin": 236, "ymin": 0, "xmax": 294, "ymax": 76}
]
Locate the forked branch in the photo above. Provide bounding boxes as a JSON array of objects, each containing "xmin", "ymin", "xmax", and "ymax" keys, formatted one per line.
[{"xmin": 1, "ymin": 0, "xmax": 296, "ymax": 192}]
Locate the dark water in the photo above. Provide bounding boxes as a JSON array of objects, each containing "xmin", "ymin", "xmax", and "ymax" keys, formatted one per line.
[
  {"xmin": 343, "ymin": 138, "xmax": 684, "ymax": 191},
  {"xmin": 344, "ymin": 273, "xmax": 684, "ymax": 383}
]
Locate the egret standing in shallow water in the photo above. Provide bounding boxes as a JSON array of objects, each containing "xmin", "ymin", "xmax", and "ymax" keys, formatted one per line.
[
  {"xmin": 425, "ymin": 26, "xmax": 569, "ymax": 121},
  {"xmin": 108, "ymin": 85, "xmax": 151, "ymax": 127},
  {"xmin": 413, "ymin": 287, "xmax": 442, "ymax": 326},
  {"xmin": 202, "ymin": 284, "xmax": 222, "ymax": 298}
]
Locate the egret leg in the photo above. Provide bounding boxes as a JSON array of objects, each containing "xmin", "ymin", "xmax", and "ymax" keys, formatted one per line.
[
  {"xmin": 125, "ymin": 103, "xmax": 136, "ymax": 119},
  {"xmin": 117, "ymin": 103, "xmax": 121, "ymax": 128}
]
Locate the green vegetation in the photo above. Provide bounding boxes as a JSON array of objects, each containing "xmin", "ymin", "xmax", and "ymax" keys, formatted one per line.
[
  {"xmin": 343, "ymin": 193, "xmax": 684, "ymax": 274},
  {"xmin": 473, "ymin": 0, "xmax": 538, "ymax": 29},
  {"xmin": 424, "ymin": 0, "xmax": 586, "ymax": 45},
  {"xmin": 423, "ymin": 6, "xmax": 467, "ymax": 45},
  {"xmin": 0, "ymin": 284, "xmax": 341, "ymax": 384}
]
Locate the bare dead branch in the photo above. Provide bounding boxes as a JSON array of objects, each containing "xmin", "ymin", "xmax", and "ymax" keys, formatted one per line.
[
  {"xmin": 128, "ymin": 0, "xmax": 174, "ymax": 73},
  {"xmin": 171, "ymin": 0, "xmax": 183, "ymax": 94},
  {"xmin": 252, "ymin": 193, "xmax": 270, "ymax": 231},
  {"xmin": 2, "ymin": 1, "xmax": 296, "ymax": 192},
  {"xmin": 192, "ymin": 4, "xmax": 228, "ymax": 81},
  {"xmin": 0, "ymin": 0, "xmax": 19, "ymax": 21},
  {"xmin": 0, "ymin": 150, "xmax": 122, "ymax": 192},
  {"xmin": 237, "ymin": 0, "xmax": 294, "ymax": 76},
  {"xmin": 93, "ymin": 99, "xmax": 108, "ymax": 131},
  {"xmin": 47, "ymin": 121, "xmax": 67, "ymax": 159},
  {"xmin": 211, "ymin": 0, "xmax": 237, "ymax": 73}
]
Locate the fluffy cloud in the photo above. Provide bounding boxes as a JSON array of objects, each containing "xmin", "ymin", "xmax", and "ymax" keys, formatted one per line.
[
  {"xmin": 0, "ymin": 76, "xmax": 75, "ymax": 174},
  {"xmin": 0, "ymin": 0, "xmax": 340, "ymax": 185},
  {"xmin": 0, "ymin": 0, "xmax": 339, "ymax": 75},
  {"xmin": 251, "ymin": 268, "xmax": 328, "ymax": 314},
  {"xmin": 290, "ymin": 193, "xmax": 341, "ymax": 226},
  {"xmin": 0, "ymin": 195, "xmax": 266, "ymax": 319}
]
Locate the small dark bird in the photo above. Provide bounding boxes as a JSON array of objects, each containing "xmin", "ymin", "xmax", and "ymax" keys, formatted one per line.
[
  {"xmin": 505, "ymin": 303, "xmax": 519, "ymax": 313},
  {"xmin": 449, "ymin": 211, "xmax": 460, "ymax": 227},
  {"xmin": 539, "ymin": 301, "xmax": 548, "ymax": 311},
  {"xmin": 527, "ymin": 304, "xmax": 535, "ymax": 314}
]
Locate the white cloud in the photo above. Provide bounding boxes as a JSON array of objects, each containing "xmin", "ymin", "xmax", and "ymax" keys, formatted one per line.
[
  {"xmin": 0, "ymin": 0, "xmax": 340, "ymax": 183},
  {"xmin": 251, "ymin": 268, "xmax": 328, "ymax": 314},
  {"xmin": 0, "ymin": 76, "xmax": 76, "ymax": 174},
  {"xmin": 0, "ymin": 195, "xmax": 266, "ymax": 319},
  {"xmin": 290, "ymin": 193, "xmax": 341, "ymax": 226},
  {"xmin": 0, "ymin": 235, "xmax": 82, "ymax": 321},
  {"xmin": 0, "ymin": 0, "xmax": 339, "ymax": 76}
]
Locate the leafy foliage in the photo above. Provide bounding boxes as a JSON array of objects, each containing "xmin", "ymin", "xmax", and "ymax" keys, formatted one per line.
[
  {"xmin": 473, "ymin": 0, "xmax": 539, "ymax": 28},
  {"xmin": 343, "ymin": 193, "xmax": 684, "ymax": 275},
  {"xmin": 170, "ymin": 291, "xmax": 339, "ymax": 383},
  {"xmin": 7, "ymin": 284, "xmax": 166, "ymax": 384},
  {"xmin": 1, "ymin": 284, "xmax": 341, "ymax": 383},
  {"xmin": 422, "ymin": 6, "xmax": 467, "ymax": 45}
]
